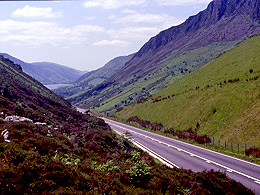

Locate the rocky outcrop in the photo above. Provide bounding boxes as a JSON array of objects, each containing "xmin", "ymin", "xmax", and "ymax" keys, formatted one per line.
[
  {"xmin": 4, "ymin": 115, "xmax": 33, "ymax": 123},
  {"xmin": 1, "ymin": 129, "xmax": 10, "ymax": 143}
]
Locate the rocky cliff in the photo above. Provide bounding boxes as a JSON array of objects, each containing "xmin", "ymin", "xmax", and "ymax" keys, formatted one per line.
[{"xmin": 108, "ymin": 0, "xmax": 260, "ymax": 82}]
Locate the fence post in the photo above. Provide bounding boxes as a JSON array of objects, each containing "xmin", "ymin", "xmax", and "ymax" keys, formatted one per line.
[
  {"xmin": 225, "ymin": 141, "xmax": 227, "ymax": 149},
  {"xmin": 237, "ymin": 144, "xmax": 239, "ymax": 153}
]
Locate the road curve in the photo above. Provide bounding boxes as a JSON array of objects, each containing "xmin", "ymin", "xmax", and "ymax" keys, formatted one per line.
[{"xmin": 104, "ymin": 118, "xmax": 260, "ymax": 194}]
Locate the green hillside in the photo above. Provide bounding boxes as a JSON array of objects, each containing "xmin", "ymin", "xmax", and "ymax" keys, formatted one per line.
[
  {"xmin": 68, "ymin": 40, "xmax": 241, "ymax": 113},
  {"xmin": 60, "ymin": 0, "xmax": 260, "ymax": 113},
  {"xmin": 116, "ymin": 34, "xmax": 260, "ymax": 146},
  {"xmin": 1, "ymin": 55, "xmax": 252, "ymax": 194}
]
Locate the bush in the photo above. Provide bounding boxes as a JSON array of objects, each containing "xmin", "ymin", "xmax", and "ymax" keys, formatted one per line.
[
  {"xmin": 245, "ymin": 147, "xmax": 260, "ymax": 158},
  {"xmin": 127, "ymin": 116, "xmax": 163, "ymax": 131}
]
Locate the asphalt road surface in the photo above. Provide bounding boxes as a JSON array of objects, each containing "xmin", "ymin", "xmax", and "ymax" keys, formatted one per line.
[{"xmin": 104, "ymin": 118, "xmax": 260, "ymax": 194}]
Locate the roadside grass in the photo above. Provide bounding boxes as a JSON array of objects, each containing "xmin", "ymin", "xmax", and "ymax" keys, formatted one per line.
[{"xmin": 108, "ymin": 116, "xmax": 260, "ymax": 165}]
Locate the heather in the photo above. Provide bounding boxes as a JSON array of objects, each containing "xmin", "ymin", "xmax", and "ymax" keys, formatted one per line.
[
  {"xmin": 0, "ymin": 120, "xmax": 253, "ymax": 194},
  {"xmin": 0, "ymin": 54, "xmax": 254, "ymax": 194}
]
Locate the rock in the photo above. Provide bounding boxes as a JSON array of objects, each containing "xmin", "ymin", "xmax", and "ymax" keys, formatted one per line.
[
  {"xmin": 4, "ymin": 115, "xmax": 33, "ymax": 123},
  {"xmin": 1, "ymin": 129, "xmax": 10, "ymax": 142}
]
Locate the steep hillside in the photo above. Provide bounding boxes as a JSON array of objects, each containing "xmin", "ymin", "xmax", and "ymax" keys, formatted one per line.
[
  {"xmin": 0, "ymin": 53, "xmax": 85, "ymax": 85},
  {"xmin": 55, "ymin": 53, "xmax": 134, "ymax": 100},
  {"xmin": 0, "ymin": 55, "xmax": 252, "ymax": 194},
  {"xmin": 60, "ymin": 0, "xmax": 260, "ymax": 113},
  {"xmin": 116, "ymin": 34, "xmax": 260, "ymax": 146},
  {"xmin": 108, "ymin": 0, "xmax": 260, "ymax": 82},
  {"xmin": 0, "ymin": 55, "xmax": 71, "ymax": 114},
  {"xmin": 76, "ymin": 53, "xmax": 135, "ymax": 84}
]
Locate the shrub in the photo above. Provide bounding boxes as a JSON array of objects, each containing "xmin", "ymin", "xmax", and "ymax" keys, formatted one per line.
[
  {"xmin": 127, "ymin": 116, "xmax": 163, "ymax": 131},
  {"xmin": 245, "ymin": 147, "xmax": 260, "ymax": 158}
]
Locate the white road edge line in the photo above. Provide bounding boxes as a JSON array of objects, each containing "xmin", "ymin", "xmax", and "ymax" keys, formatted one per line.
[
  {"xmin": 107, "ymin": 120, "xmax": 260, "ymax": 185},
  {"xmin": 111, "ymin": 127, "xmax": 179, "ymax": 169},
  {"xmin": 133, "ymin": 140, "xmax": 180, "ymax": 169},
  {"xmin": 105, "ymin": 118, "xmax": 260, "ymax": 169}
]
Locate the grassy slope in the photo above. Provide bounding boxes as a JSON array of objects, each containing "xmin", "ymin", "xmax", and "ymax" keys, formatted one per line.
[
  {"xmin": 87, "ymin": 40, "xmax": 240, "ymax": 113},
  {"xmin": 116, "ymin": 35, "xmax": 260, "ymax": 146}
]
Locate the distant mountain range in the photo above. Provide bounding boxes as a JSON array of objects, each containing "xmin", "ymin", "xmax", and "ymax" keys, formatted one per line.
[
  {"xmin": 0, "ymin": 53, "xmax": 86, "ymax": 85},
  {"xmin": 56, "ymin": 0, "xmax": 260, "ymax": 113},
  {"xmin": 55, "ymin": 53, "xmax": 134, "ymax": 99},
  {"xmin": 0, "ymin": 54, "xmax": 71, "ymax": 119}
]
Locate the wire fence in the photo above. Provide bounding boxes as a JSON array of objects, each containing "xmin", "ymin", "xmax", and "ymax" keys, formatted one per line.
[
  {"xmin": 208, "ymin": 137, "xmax": 257, "ymax": 154},
  {"xmin": 110, "ymin": 116, "xmax": 258, "ymax": 155}
]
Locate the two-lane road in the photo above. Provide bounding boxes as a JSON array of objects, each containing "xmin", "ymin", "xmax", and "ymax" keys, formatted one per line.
[{"xmin": 104, "ymin": 118, "xmax": 260, "ymax": 194}]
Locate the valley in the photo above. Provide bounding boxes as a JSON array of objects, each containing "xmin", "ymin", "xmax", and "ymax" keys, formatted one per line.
[
  {"xmin": 1, "ymin": 0, "xmax": 260, "ymax": 194},
  {"xmin": 0, "ymin": 53, "xmax": 253, "ymax": 194},
  {"xmin": 0, "ymin": 53, "xmax": 86, "ymax": 85},
  {"xmin": 56, "ymin": 0, "xmax": 260, "ymax": 114}
]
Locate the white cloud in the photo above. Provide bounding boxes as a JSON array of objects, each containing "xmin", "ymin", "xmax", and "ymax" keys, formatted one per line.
[
  {"xmin": 0, "ymin": 20, "xmax": 69, "ymax": 46},
  {"xmin": 83, "ymin": 0, "xmax": 146, "ymax": 9},
  {"xmin": 109, "ymin": 26, "xmax": 160, "ymax": 40},
  {"xmin": 0, "ymin": 29, "xmax": 8, "ymax": 34},
  {"xmin": 108, "ymin": 15, "xmax": 117, "ymax": 20},
  {"xmin": 0, "ymin": 20, "xmax": 58, "ymax": 33},
  {"xmin": 11, "ymin": 5, "xmax": 62, "ymax": 19},
  {"xmin": 93, "ymin": 39, "xmax": 130, "ymax": 47},
  {"xmin": 86, "ymin": 16, "xmax": 96, "ymax": 21},
  {"xmin": 114, "ymin": 13, "xmax": 177, "ymax": 24},
  {"xmin": 0, "ymin": 20, "xmax": 105, "ymax": 47},
  {"xmin": 83, "ymin": 0, "xmax": 212, "ymax": 9},
  {"xmin": 71, "ymin": 24, "xmax": 105, "ymax": 36},
  {"xmin": 121, "ymin": 9, "xmax": 137, "ymax": 14},
  {"xmin": 154, "ymin": 0, "xmax": 212, "ymax": 6}
]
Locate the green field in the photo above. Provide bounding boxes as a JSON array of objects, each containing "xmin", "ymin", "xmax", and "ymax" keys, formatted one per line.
[{"xmin": 116, "ymin": 35, "xmax": 260, "ymax": 146}]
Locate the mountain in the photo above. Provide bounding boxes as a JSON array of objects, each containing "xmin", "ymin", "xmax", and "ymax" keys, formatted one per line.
[
  {"xmin": 108, "ymin": 0, "xmax": 260, "ymax": 82},
  {"xmin": 55, "ymin": 53, "xmax": 134, "ymax": 100},
  {"xmin": 0, "ymin": 55, "xmax": 71, "ymax": 115},
  {"xmin": 57, "ymin": 0, "xmax": 260, "ymax": 113},
  {"xmin": 0, "ymin": 54, "xmax": 252, "ymax": 194},
  {"xmin": 0, "ymin": 53, "xmax": 85, "ymax": 85},
  {"xmin": 115, "ymin": 34, "xmax": 260, "ymax": 146},
  {"xmin": 76, "ymin": 53, "xmax": 135, "ymax": 85}
]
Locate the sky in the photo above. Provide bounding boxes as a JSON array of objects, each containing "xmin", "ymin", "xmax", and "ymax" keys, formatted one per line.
[{"xmin": 0, "ymin": 0, "xmax": 212, "ymax": 71}]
